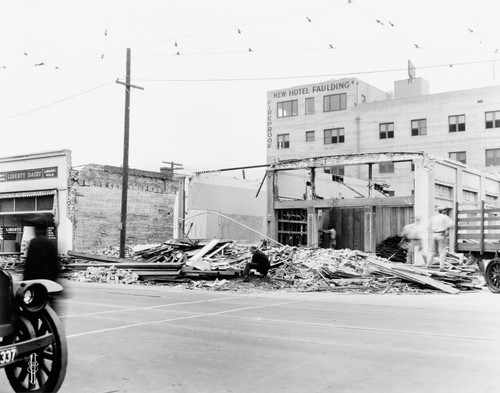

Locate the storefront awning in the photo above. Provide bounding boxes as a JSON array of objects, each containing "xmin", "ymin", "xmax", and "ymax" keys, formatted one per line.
[{"xmin": 0, "ymin": 189, "xmax": 57, "ymax": 199}]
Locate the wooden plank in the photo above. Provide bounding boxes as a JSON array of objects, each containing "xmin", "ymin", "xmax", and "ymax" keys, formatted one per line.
[
  {"xmin": 364, "ymin": 257, "xmax": 460, "ymax": 294},
  {"xmin": 206, "ymin": 242, "xmax": 232, "ymax": 258},
  {"xmin": 189, "ymin": 238, "xmax": 222, "ymax": 261},
  {"xmin": 65, "ymin": 262, "xmax": 184, "ymax": 269},
  {"xmin": 68, "ymin": 250, "xmax": 135, "ymax": 264}
]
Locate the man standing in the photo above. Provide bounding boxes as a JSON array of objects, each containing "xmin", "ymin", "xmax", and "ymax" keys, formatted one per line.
[
  {"xmin": 400, "ymin": 214, "xmax": 427, "ymax": 265},
  {"xmin": 319, "ymin": 225, "xmax": 337, "ymax": 249},
  {"xmin": 243, "ymin": 246, "xmax": 270, "ymax": 282},
  {"xmin": 427, "ymin": 206, "xmax": 454, "ymax": 271}
]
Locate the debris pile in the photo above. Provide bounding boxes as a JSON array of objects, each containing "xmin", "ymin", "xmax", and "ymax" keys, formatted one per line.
[{"xmin": 64, "ymin": 238, "xmax": 485, "ymax": 294}]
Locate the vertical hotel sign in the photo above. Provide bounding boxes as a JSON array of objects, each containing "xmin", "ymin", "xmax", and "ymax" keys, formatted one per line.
[
  {"xmin": 0, "ymin": 167, "xmax": 58, "ymax": 182},
  {"xmin": 267, "ymin": 100, "xmax": 273, "ymax": 148}
]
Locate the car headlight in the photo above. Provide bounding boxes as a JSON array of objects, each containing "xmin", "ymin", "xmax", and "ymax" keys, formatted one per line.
[{"xmin": 16, "ymin": 283, "xmax": 48, "ymax": 313}]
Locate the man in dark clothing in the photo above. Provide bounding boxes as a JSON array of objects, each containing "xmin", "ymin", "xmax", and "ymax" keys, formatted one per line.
[
  {"xmin": 24, "ymin": 235, "xmax": 62, "ymax": 313},
  {"xmin": 243, "ymin": 246, "xmax": 270, "ymax": 282}
]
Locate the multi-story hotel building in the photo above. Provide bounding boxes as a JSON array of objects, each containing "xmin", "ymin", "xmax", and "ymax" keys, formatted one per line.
[
  {"xmin": 266, "ymin": 77, "xmax": 500, "ymax": 197},
  {"xmin": 264, "ymin": 77, "xmax": 500, "ymax": 249}
]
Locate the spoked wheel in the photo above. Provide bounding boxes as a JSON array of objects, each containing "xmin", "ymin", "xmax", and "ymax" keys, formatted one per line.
[
  {"xmin": 485, "ymin": 259, "xmax": 500, "ymax": 294},
  {"xmin": 5, "ymin": 306, "xmax": 67, "ymax": 392}
]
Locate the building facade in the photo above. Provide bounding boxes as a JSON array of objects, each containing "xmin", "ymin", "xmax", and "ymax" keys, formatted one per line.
[
  {"xmin": 266, "ymin": 77, "xmax": 500, "ymax": 196},
  {"xmin": 265, "ymin": 78, "xmax": 500, "ymax": 249},
  {"xmin": 0, "ymin": 150, "xmax": 179, "ymax": 255}
]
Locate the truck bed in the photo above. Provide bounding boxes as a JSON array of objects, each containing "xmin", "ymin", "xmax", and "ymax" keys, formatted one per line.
[{"xmin": 455, "ymin": 203, "xmax": 500, "ymax": 254}]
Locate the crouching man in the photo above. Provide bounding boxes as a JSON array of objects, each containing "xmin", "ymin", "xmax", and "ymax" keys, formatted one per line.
[{"xmin": 243, "ymin": 246, "xmax": 270, "ymax": 282}]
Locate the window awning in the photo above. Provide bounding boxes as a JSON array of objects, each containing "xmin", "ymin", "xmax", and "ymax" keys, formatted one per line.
[{"xmin": 0, "ymin": 190, "xmax": 56, "ymax": 199}]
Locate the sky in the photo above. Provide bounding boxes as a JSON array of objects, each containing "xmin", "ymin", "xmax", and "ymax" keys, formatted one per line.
[{"xmin": 1, "ymin": 0, "xmax": 500, "ymax": 180}]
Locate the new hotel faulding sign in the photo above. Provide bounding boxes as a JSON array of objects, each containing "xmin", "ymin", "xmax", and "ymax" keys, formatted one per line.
[{"xmin": 267, "ymin": 80, "xmax": 354, "ymax": 148}]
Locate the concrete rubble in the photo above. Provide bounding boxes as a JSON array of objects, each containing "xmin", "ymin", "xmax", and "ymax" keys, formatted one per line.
[{"xmin": 62, "ymin": 238, "xmax": 485, "ymax": 294}]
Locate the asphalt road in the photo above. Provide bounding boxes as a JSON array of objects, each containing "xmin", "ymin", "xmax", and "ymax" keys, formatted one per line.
[{"xmin": 1, "ymin": 281, "xmax": 499, "ymax": 393}]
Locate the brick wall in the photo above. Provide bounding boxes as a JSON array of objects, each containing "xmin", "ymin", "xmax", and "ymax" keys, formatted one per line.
[{"xmin": 71, "ymin": 164, "xmax": 178, "ymax": 251}]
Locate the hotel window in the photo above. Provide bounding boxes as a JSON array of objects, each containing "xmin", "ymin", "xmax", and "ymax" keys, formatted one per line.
[
  {"xmin": 277, "ymin": 100, "xmax": 298, "ymax": 118},
  {"xmin": 379, "ymin": 122, "xmax": 394, "ymax": 139},
  {"xmin": 277, "ymin": 134, "xmax": 290, "ymax": 149},
  {"xmin": 463, "ymin": 190, "xmax": 478, "ymax": 203},
  {"xmin": 305, "ymin": 131, "xmax": 315, "ymax": 142},
  {"xmin": 449, "ymin": 114, "xmax": 465, "ymax": 132},
  {"xmin": 449, "ymin": 151, "xmax": 466, "ymax": 164},
  {"xmin": 485, "ymin": 110, "xmax": 500, "ymax": 129},
  {"xmin": 305, "ymin": 97, "xmax": 315, "ymax": 115},
  {"xmin": 486, "ymin": 148, "xmax": 500, "ymax": 166},
  {"xmin": 435, "ymin": 184, "xmax": 453, "ymax": 199},
  {"xmin": 324, "ymin": 128, "xmax": 345, "ymax": 144},
  {"xmin": 323, "ymin": 93, "xmax": 347, "ymax": 112},
  {"xmin": 411, "ymin": 119, "xmax": 427, "ymax": 136},
  {"xmin": 379, "ymin": 161, "xmax": 394, "ymax": 173},
  {"xmin": 325, "ymin": 165, "xmax": 345, "ymax": 181}
]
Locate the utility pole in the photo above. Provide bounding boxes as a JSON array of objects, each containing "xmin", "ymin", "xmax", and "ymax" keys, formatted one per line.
[{"xmin": 116, "ymin": 48, "xmax": 144, "ymax": 258}]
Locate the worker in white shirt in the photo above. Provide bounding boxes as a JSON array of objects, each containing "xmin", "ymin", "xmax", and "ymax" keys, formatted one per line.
[
  {"xmin": 427, "ymin": 206, "xmax": 454, "ymax": 271},
  {"xmin": 400, "ymin": 214, "xmax": 427, "ymax": 265}
]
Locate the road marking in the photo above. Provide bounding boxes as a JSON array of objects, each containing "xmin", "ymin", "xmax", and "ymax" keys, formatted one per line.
[
  {"xmin": 66, "ymin": 300, "xmax": 299, "ymax": 338},
  {"xmin": 62, "ymin": 296, "xmax": 242, "ymax": 318}
]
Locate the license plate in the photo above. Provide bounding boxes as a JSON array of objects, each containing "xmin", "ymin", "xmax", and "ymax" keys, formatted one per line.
[{"xmin": 0, "ymin": 347, "xmax": 17, "ymax": 365}]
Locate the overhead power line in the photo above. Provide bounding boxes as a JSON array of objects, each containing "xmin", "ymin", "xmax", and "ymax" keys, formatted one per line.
[
  {"xmin": 134, "ymin": 58, "xmax": 500, "ymax": 83},
  {"xmin": 0, "ymin": 80, "xmax": 115, "ymax": 123}
]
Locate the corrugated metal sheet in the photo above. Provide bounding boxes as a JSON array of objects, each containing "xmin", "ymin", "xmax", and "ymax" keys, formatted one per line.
[{"xmin": 0, "ymin": 189, "xmax": 56, "ymax": 199}]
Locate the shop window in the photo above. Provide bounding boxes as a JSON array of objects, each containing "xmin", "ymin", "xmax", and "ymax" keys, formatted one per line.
[
  {"xmin": 411, "ymin": 119, "xmax": 427, "ymax": 136},
  {"xmin": 306, "ymin": 131, "xmax": 315, "ymax": 142},
  {"xmin": 305, "ymin": 97, "xmax": 315, "ymax": 115},
  {"xmin": 449, "ymin": 151, "xmax": 466, "ymax": 164},
  {"xmin": 379, "ymin": 122, "xmax": 394, "ymax": 139},
  {"xmin": 485, "ymin": 110, "xmax": 500, "ymax": 129},
  {"xmin": 277, "ymin": 100, "xmax": 298, "ymax": 118},
  {"xmin": 323, "ymin": 93, "xmax": 346, "ymax": 112},
  {"xmin": 486, "ymin": 148, "xmax": 500, "ymax": 166},
  {"xmin": 277, "ymin": 134, "xmax": 290, "ymax": 149},
  {"xmin": 0, "ymin": 199, "xmax": 14, "ymax": 212},
  {"xmin": 379, "ymin": 161, "xmax": 394, "ymax": 173},
  {"xmin": 324, "ymin": 128, "xmax": 345, "ymax": 144},
  {"xmin": 449, "ymin": 114, "xmax": 465, "ymax": 132},
  {"xmin": 15, "ymin": 197, "xmax": 35, "ymax": 212},
  {"xmin": 37, "ymin": 195, "xmax": 54, "ymax": 210}
]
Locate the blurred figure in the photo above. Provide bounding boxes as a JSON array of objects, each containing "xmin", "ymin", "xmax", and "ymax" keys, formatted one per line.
[
  {"xmin": 24, "ymin": 235, "xmax": 62, "ymax": 313},
  {"xmin": 427, "ymin": 206, "xmax": 455, "ymax": 271},
  {"xmin": 400, "ymin": 214, "xmax": 427, "ymax": 265}
]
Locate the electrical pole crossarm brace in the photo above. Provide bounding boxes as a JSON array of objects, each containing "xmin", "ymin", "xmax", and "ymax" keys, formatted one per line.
[{"xmin": 116, "ymin": 78, "xmax": 145, "ymax": 90}]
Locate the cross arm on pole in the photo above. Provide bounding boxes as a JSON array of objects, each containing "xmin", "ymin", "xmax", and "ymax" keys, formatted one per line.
[{"xmin": 116, "ymin": 78, "xmax": 145, "ymax": 90}]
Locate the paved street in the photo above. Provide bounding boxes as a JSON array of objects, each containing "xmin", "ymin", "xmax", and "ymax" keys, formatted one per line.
[{"xmin": 1, "ymin": 280, "xmax": 499, "ymax": 393}]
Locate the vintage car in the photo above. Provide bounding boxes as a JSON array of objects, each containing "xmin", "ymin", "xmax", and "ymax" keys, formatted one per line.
[{"xmin": 0, "ymin": 268, "xmax": 67, "ymax": 392}]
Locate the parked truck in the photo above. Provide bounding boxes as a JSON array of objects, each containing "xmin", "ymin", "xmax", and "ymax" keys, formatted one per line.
[{"xmin": 455, "ymin": 201, "xmax": 500, "ymax": 293}]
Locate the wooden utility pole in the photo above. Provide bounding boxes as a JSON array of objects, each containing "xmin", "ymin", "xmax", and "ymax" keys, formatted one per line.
[{"xmin": 116, "ymin": 48, "xmax": 143, "ymax": 258}]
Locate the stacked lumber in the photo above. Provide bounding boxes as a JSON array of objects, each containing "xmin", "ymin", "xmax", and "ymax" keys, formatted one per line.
[{"xmin": 64, "ymin": 240, "xmax": 484, "ymax": 294}]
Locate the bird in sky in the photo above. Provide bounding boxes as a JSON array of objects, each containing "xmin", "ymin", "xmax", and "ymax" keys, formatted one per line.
[
  {"xmin": 306, "ymin": 16, "xmax": 312, "ymax": 22},
  {"xmin": 104, "ymin": 29, "xmax": 108, "ymax": 36},
  {"xmin": 237, "ymin": 28, "xmax": 241, "ymax": 34},
  {"xmin": 329, "ymin": 44, "xmax": 334, "ymax": 49},
  {"xmin": 34, "ymin": 62, "xmax": 45, "ymax": 66}
]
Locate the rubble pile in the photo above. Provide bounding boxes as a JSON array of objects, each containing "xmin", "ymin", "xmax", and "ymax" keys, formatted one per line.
[
  {"xmin": 64, "ymin": 239, "xmax": 485, "ymax": 294},
  {"xmin": 72, "ymin": 266, "xmax": 139, "ymax": 284}
]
